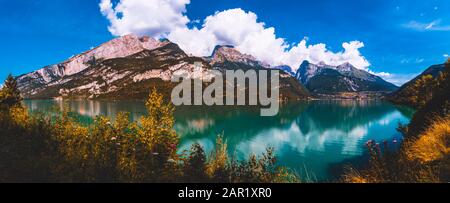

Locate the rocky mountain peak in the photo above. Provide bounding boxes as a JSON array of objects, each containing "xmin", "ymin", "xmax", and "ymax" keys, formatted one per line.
[
  {"xmin": 336, "ymin": 62, "xmax": 357, "ymax": 72},
  {"xmin": 297, "ymin": 61, "xmax": 361, "ymax": 83},
  {"xmin": 210, "ymin": 45, "xmax": 268, "ymax": 68},
  {"xmin": 16, "ymin": 34, "xmax": 169, "ymax": 92},
  {"xmin": 15, "ymin": 37, "xmax": 310, "ymax": 101},
  {"xmin": 295, "ymin": 60, "xmax": 398, "ymax": 94},
  {"xmin": 136, "ymin": 35, "xmax": 170, "ymax": 50},
  {"xmin": 296, "ymin": 60, "xmax": 321, "ymax": 84},
  {"xmin": 317, "ymin": 61, "xmax": 328, "ymax": 66},
  {"xmin": 211, "ymin": 45, "xmax": 235, "ymax": 55},
  {"xmin": 275, "ymin": 65, "xmax": 295, "ymax": 76},
  {"xmin": 300, "ymin": 60, "xmax": 311, "ymax": 67}
]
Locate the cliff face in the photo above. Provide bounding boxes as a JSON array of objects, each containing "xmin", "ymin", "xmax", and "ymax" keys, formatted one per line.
[{"xmin": 17, "ymin": 34, "xmax": 169, "ymax": 95}]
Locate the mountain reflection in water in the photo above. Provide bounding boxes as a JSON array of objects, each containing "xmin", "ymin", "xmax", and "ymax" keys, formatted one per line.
[{"xmin": 24, "ymin": 99, "xmax": 413, "ymax": 181}]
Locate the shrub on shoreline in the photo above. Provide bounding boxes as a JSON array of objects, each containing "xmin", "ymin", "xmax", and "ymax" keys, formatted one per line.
[
  {"xmin": 0, "ymin": 79, "xmax": 298, "ymax": 183},
  {"xmin": 343, "ymin": 59, "xmax": 450, "ymax": 183}
]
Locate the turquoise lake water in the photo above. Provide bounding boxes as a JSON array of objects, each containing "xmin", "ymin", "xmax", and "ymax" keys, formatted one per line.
[{"xmin": 24, "ymin": 99, "xmax": 414, "ymax": 182}]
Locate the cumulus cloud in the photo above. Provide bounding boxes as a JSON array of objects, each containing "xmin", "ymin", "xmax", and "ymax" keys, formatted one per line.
[
  {"xmin": 99, "ymin": 0, "xmax": 190, "ymax": 37},
  {"xmin": 99, "ymin": 1, "xmax": 371, "ymax": 72},
  {"xmin": 169, "ymin": 8, "xmax": 370, "ymax": 71},
  {"xmin": 284, "ymin": 40, "xmax": 371, "ymax": 71},
  {"xmin": 169, "ymin": 8, "xmax": 288, "ymax": 66}
]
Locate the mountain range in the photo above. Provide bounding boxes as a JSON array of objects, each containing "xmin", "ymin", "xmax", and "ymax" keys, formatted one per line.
[
  {"xmin": 16, "ymin": 34, "xmax": 309, "ymax": 101},
  {"xmin": 16, "ymin": 34, "xmax": 400, "ymax": 101},
  {"xmin": 292, "ymin": 60, "xmax": 398, "ymax": 94}
]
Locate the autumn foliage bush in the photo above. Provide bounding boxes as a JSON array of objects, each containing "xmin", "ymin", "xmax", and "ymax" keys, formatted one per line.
[
  {"xmin": 0, "ymin": 76, "xmax": 298, "ymax": 183},
  {"xmin": 343, "ymin": 59, "xmax": 450, "ymax": 183},
  {"xmin": 343, "ymin": 117, "xmax": 449, "ymax": 183}
]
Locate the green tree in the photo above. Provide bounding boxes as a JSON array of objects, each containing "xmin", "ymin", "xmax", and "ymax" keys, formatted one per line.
[
  {"xmin": 0, "ymin": 74, "xmax": 23, "ymax": 108},
  {"xmin": 411, "ymin": 74, "xmax": 438, "ymax": 108},
  {"xmin": 184, "ymin": 143, "xmax": 208, "ymax": 182}
]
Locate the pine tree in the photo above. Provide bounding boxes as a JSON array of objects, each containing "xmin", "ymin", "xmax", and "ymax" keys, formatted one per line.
[
  {"xmin": 0, "ymin": 74, "xmax": 23, "ymax": 107},
  {"xmin": 185, "ymin": 143, "xmax": 208, "ymax": 181}
]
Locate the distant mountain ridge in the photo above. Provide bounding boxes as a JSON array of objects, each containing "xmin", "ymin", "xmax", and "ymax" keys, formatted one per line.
[
  {"xmin": 206, "ymin": 45, "xmax": 310, "ymax": 101},
  {"xmin": 387, "ymin": 63, "xmax": 446, "ymax": 108},
  {"xmin": 292, "ymin": 60, "xmax": 398, "ymax": 94},
  {"xmin": 206, "ymin": 45, "xmax": 271, "ymax": 69},
  {"xmin": 395, "ymin": 64, "xmax": 445, "ymax": 93},
  {"xmin": 16, "ymin": 34, "xmax": 309, "ymax": 101}
]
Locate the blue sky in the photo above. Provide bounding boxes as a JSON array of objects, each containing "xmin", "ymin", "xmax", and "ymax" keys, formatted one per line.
[{"xmin": 0, "ymin": 0, "xmax": 449, "ymax": 85}]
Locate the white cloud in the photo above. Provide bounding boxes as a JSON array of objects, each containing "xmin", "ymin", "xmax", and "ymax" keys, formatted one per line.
[
  {"xmin": 171, "ymin": 8, "xmax": 370, "ymax": 71},
  {"xmin": 169, "ymin": 8, "xmax": 289, "ymax": 66},
  {"xmin": 284, "ymin": 40, "xmax": 371, "ymax": 71},
  {"xmin": 444, "ymin": 54, "xmax": 449, "ymax": 58},
  {"xmin": 99, "ymin": 0, "xmax": 191, "ymax": 37},
  {"xmin": 403, "ymin": 19, "xmax": 450, "ymax": 31},
  {"xmin": 400, "ymin": 58, "xmax": 425, "ymax": 64},
  {"xmin": 99, "ymin": 1, "xmax": 371, "ymax": 72},
  {"xmin": 168, "ymin": 27, "xmax": 217, "ymax": 56}
]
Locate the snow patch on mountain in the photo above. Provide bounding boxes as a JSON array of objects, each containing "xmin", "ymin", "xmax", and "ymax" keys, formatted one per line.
[{"xmin": 343, "ymin": 77, "xmax": 359, "ymax": 91}]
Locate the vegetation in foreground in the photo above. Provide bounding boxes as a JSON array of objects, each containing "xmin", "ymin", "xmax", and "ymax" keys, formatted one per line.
[
  {"xmin": 2, "ymin": 57, "xmax": 448, "ymax": 183},
  {"xmin": 343, "ymin": 59, "xmax": 450, "ymax": 183},
  {"xmin": 0, "ymin": 75, "xmax": 298, "ymax": 183}
]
